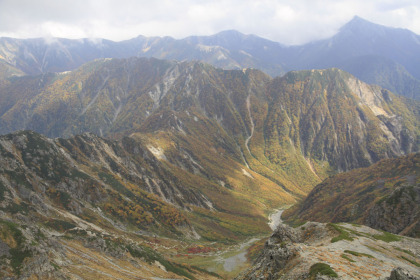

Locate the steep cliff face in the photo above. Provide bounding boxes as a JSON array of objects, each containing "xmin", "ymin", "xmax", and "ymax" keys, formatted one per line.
[
  {"xmin": 265, "ymin": 69, "xmax": 419, "ymax": 173},
  {"xmin": 283, "ymin": 153, "xmax": 420, "ymax": 237}
]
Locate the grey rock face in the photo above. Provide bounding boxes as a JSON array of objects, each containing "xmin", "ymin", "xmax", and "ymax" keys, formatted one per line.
[
  {"xmin": 366, "ymin": 185, "xmax": 420, "ymax": 237},
  {"xmin": 387, "ymin": 268, "xmax": 420, "ymax": 280},
  {"xmin": 0, "ymin": 240, "xmax": 11, "ymax": 257},
  {"xmin": 236, "ymin": 225, "xmax": 301, "ymax": 280}
]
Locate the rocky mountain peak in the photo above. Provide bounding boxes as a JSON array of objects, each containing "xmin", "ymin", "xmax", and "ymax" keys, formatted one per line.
[{"xmin": 339, "ymin": 16, "xmax": 389, "ymax": 35}]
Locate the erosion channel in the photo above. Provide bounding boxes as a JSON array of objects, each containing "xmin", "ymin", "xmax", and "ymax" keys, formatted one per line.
[{"xmin": 212, "ymin": 209, "xmax": 286, "ymax": 277}]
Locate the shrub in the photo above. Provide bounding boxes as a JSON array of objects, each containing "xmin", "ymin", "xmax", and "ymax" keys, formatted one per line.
[{"xmin": 309, "ymin": 263, "xmax": 338, "ymax": 279}]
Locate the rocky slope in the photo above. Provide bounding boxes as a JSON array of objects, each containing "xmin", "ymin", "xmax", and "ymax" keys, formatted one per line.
[
  {"xmin": 283, "ymin": 153, "xmax": 420, "ymax": 238},
  {"xmin": 0, "ymin": 129, "xmax": 294, "ymax": 278},
  {"xmin": 1, "ymin": 17, "xmax": 420, "ymax": 99},
  {"xmin": 336, "ymin": 55, "xmax": 420, "ymax": 101},
  {"xmin": 0, "ymin": 129, "xmax": 292, "ymax": 239},
  {"xmin": 236, "ymin": 222, "xmax": 420, "ymax": 279},
  {"xmin": 264, "ymin": 68, "xmax": 419, "ymax": 173}
]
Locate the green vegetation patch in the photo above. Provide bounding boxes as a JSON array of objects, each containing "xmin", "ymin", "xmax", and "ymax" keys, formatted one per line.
[
  {"xmin": 98, "ymin": 171, "xmax": 134, "ymax": 198},
  {"xmin": 328, "ymin": 224, "xmax": 354, "ymax": 243},
  {"xmin": 0, "ymin": 220, "xmax": 32, "ymax": 275},
  {"xmin": 191, "ymin": 265, "xmax": 222, "ymax": 278},
  {"xmin": 283, "ymin": 220, "xmax": 307, "ymax": 228},
  {"xmin": 3, "ymin": 201, "xmax": 29, "ymax": 214},
  {"xmin": 0, "ymin": 181, "xmax": 7, "ymax": 200},
  {"xmin": 309, "ymin": 263, "xmax": 338, "ymax": 279},
  {"xmin": 50, "ymin": 261, "xmax": 61, "ymax": 270},
  {"xmin": 127, "ymin": 245, "xmax": 196, "ymax": 279},
  {"xmin": 364, "ymin": 245, "xmax": 385, "ymax": 253},
  {"xmin": 394, "ymin": 247, "xmax": 416, "ymax": 257},
  {"xmin": 9, "ymin": 248, "xmax": 32, "ymax": 275},
  {"xmin": 400, "ymin": 256, "xmax": 420, "ymax": 267},
  {"xmin": 340, "ymin": 253, "xmax": 355, "ymax": 262},
  {"xmin": 0, "ymin": 220, "xmax": 26, "ymax": 246},
  {"xmin": 45, "ymin": 219, "xmax": 76, "ymax": 232},
  {"xmin": 372, "ymin": 231, "xmax": 401, "ymax": 242},
  {"xmin": 46, "ymin": 188, "xmax": 72, "ymax": 209},
  {"xmin": 344, "ymin": 250, "xmax": 375, "ymax": 259}
]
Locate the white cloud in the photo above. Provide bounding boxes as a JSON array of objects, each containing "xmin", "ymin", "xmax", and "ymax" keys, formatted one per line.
[{"xmin": 0, "ymin": 0, "xmax": 419, "ymax": 45}]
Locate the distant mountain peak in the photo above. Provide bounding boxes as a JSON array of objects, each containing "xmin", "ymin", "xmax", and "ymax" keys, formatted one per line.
[
  {"xmin": 340, "ymin": 16, "xmax": 381, "ymax": 32},
  {"xmin": 214, "ymin": 29, "xmax": 245, "ymax": 36},
  {"xmin": 210, "ymin": 30, "xmax": 249, "ymax": 40},
  {"xmin": 349, "ymin": 15, "xmax": 367, "ymax": 23}
]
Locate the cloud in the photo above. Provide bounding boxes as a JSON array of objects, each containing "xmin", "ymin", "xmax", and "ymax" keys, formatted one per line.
[{"xmin": 0, "ymin": 0, "xmax": 419, "ymax": 45}]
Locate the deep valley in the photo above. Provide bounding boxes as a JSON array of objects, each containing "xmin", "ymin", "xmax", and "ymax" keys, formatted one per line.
[{"xmin": 0, "ymin": 16, "xmax": 419, "ymax": 280}]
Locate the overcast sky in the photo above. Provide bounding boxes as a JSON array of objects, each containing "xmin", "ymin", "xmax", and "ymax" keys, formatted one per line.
[{"xmin": 0, "ymin": 0, "xmax": 419, "ymax": 45}]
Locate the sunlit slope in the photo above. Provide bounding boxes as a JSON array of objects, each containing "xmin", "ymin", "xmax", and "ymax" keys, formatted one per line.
[{"xmin": 284, "ymin": 153, "xmax": 420, "ymax": 237}]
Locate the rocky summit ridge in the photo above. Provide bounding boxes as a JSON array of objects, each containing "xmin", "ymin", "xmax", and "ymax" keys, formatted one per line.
[{"xmin": 236, "ymin": 222, "xmax": 420, "ymax": 280}]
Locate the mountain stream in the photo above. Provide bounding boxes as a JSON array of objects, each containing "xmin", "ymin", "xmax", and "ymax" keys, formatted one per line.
[
  {"xmin": 220, "ymin": 208, "xmax": 284, "ymax": 272},
  {"xmin": 244, "ymin": 94, "xmax": 254, "ymax": 155}
]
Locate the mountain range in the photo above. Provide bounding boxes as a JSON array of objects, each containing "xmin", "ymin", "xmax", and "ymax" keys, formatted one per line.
[
  {"xmin": 1, "ymin": 16, "xmax": 420, "ymax": 100},
  {"xmin": 0, "ymin": 55, "xmax": 418, "ymax": 278},
  {"xmin": 1, "ymin": 58, "xmax": 418, "ymax": 177},
  {"xmin": 0, "ymin": 16, "xmax": 420, "ymax": 280}
]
